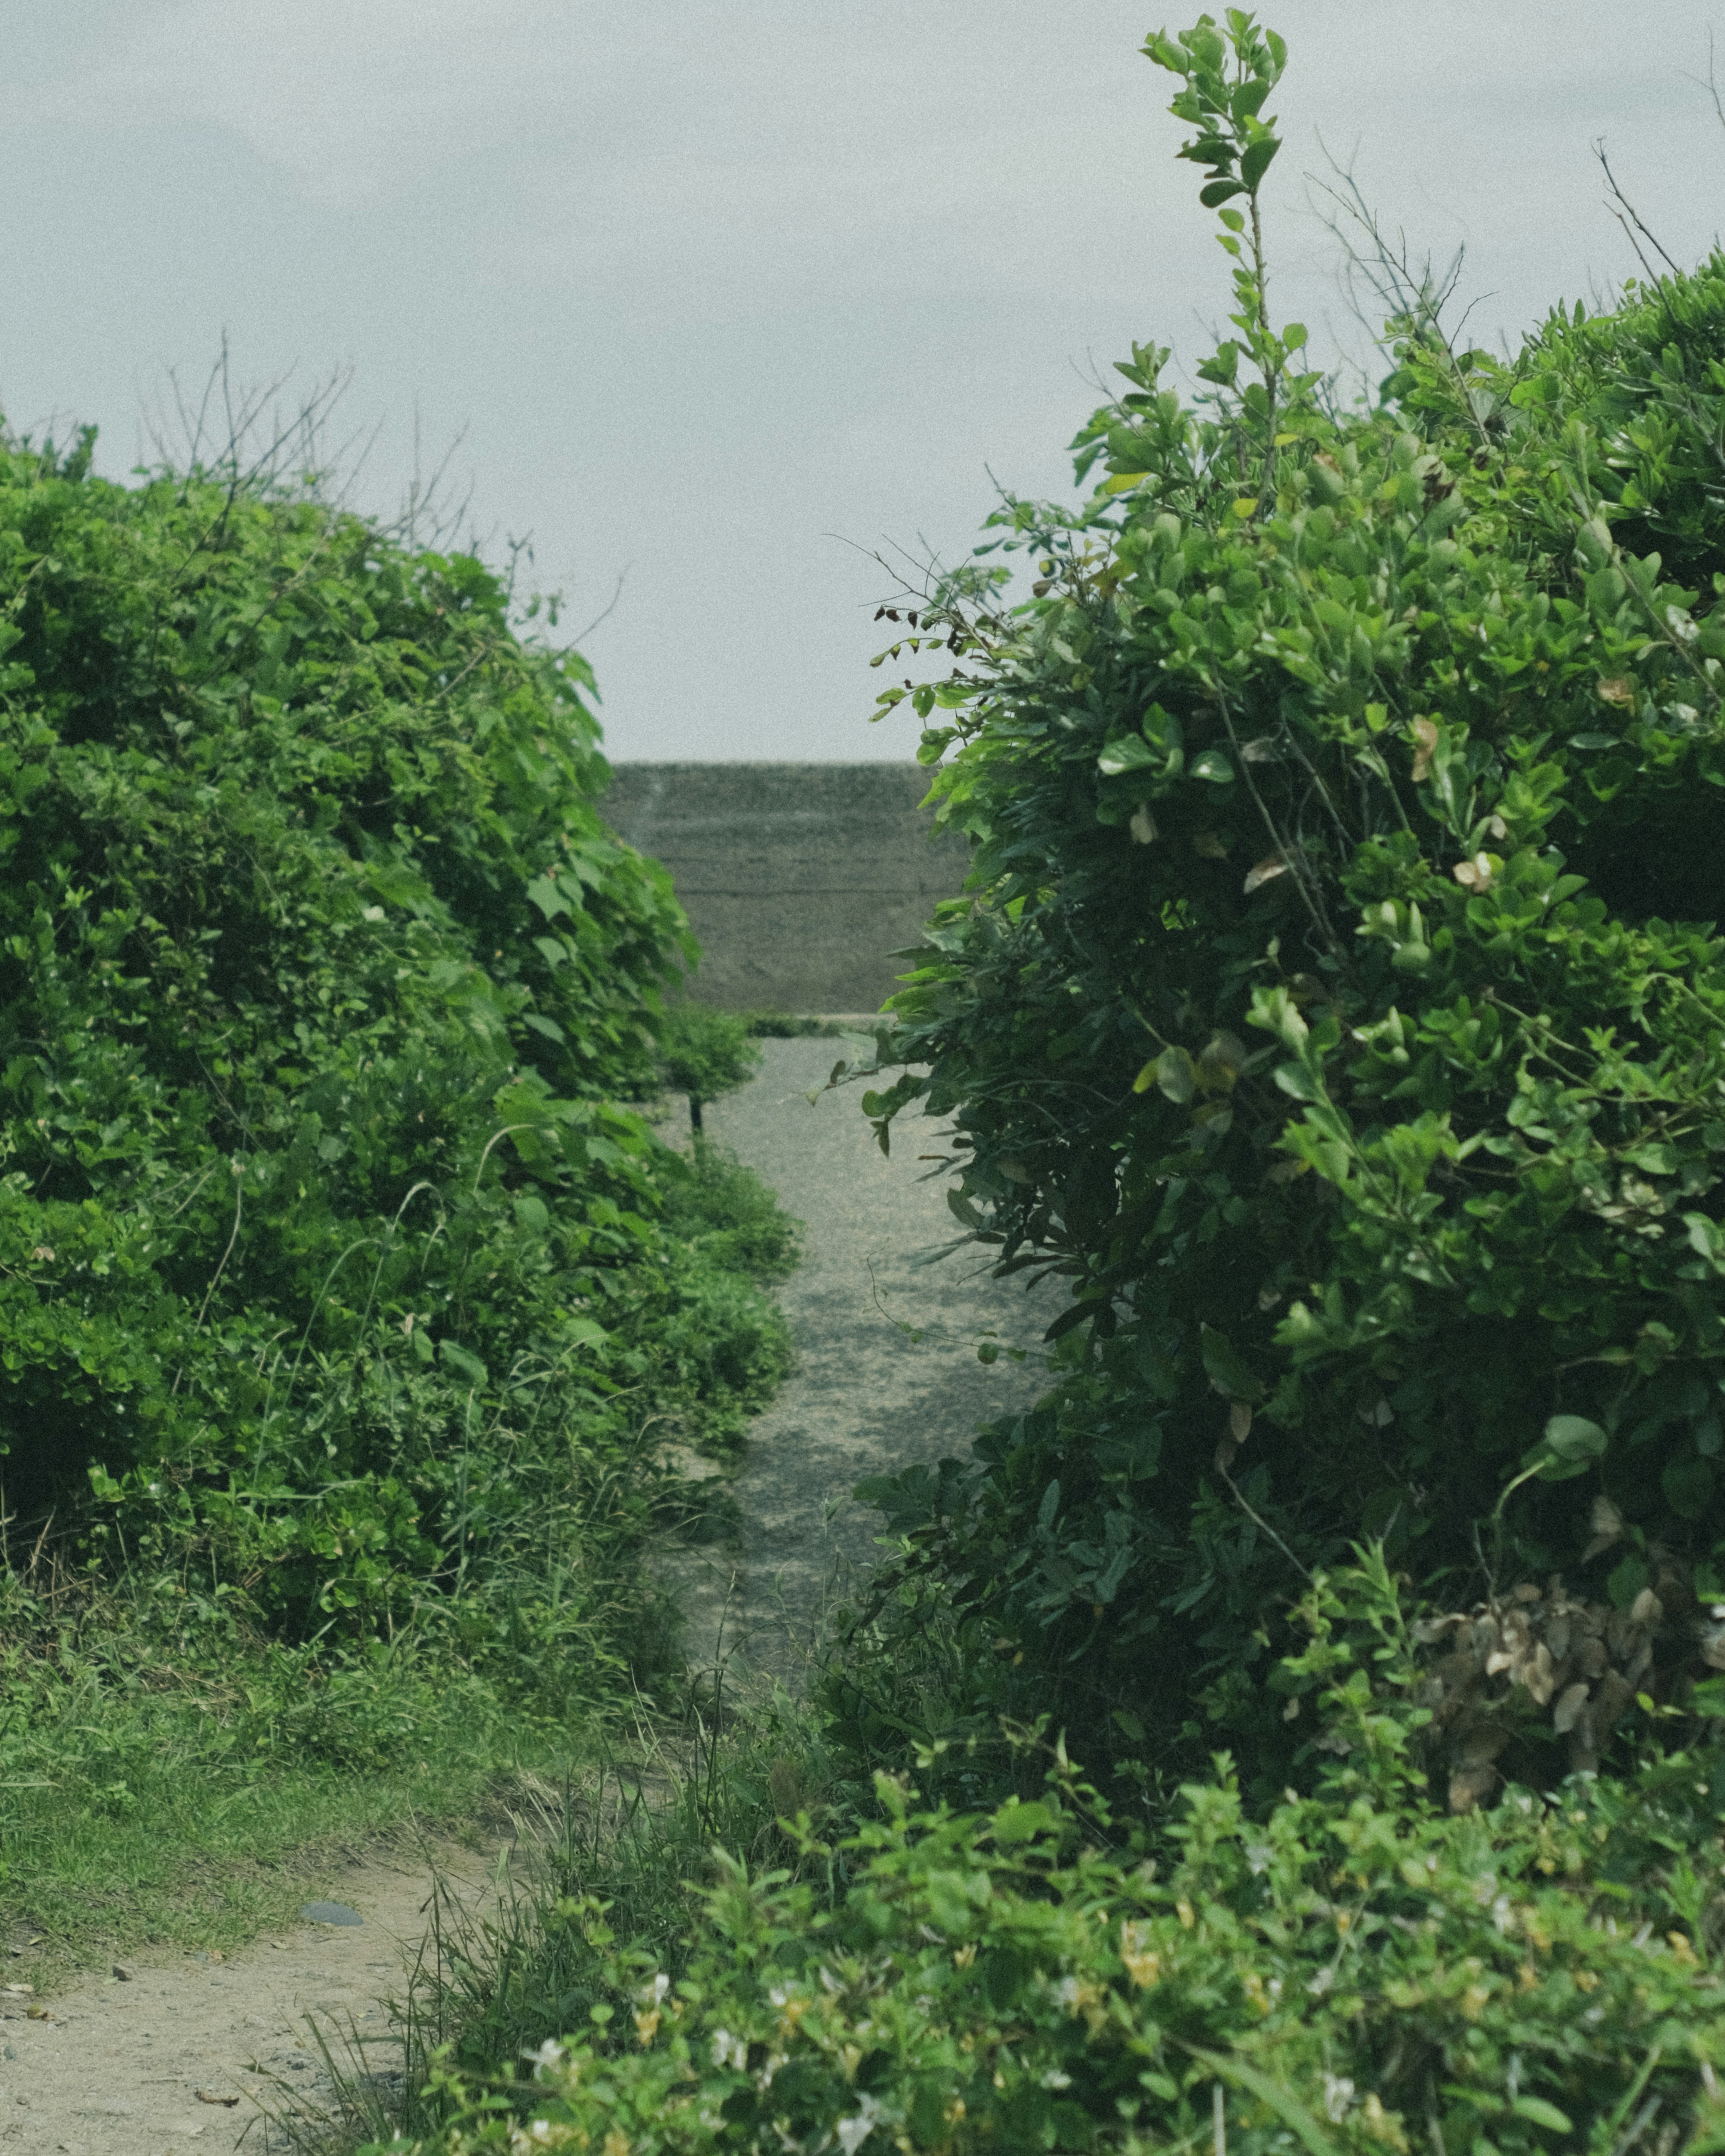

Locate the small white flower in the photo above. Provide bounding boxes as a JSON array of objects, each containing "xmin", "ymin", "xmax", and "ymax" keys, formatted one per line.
[
  {"xmin": 836, "ymin": 2094, "xmax": 883, "ymax": 2154},
  {"xmin": 1323, "ymin": 2075, "xmax": 1356, "ymax": 2123},
  {"xmin": 712, "ymin": 2027, "xmax": 748, "ymax": 2070}
]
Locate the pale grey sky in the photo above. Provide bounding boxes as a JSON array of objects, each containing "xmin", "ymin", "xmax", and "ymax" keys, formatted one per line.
[{"xmin": 4, "ymin": 2, "xmax": 1722, "ymax": 760}]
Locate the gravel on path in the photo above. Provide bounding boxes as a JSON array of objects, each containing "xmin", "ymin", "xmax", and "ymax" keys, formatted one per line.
[
  {"xmin": 654, "ymin": 1035, "xmax": 1061, "ymax": 1690},
  {"xmin": 0, "ymin": 1836, "xmax": 521, "ymax": 2155}
]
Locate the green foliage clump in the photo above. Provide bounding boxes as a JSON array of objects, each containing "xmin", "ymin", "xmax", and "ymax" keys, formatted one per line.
[
  {"xmin": 658, "ymin": 1008, "xmax": 764, "ymax": 1131},
  {"xmin": 842, "ymin": 11, "xmax": 1725, "ymax": 1789},
  {"xmin": 361, "ymin": 1560, "xmax": 1725, "ymax": 2156},
  {"xmin": 0, "ymin": 417, "xmax": 787, "ymax": 1657}
]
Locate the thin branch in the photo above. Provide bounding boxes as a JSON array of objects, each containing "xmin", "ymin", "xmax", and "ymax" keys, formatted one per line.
[
  {"xmin": 1593, "ymin": 141, "xmax": 1681, "ymax": 276},
  {"xmin": 571, "ymin": 565, "xmax": 632, "ymax": 645},
  {"xmin": 1218, "ymin": 1458, "xmax": 1312, "ymax": 1583}
]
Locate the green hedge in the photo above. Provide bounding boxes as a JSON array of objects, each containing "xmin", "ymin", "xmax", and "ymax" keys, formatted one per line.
[
  {"xmin": 0, "ymin": 419, "xmax": 781, "ymax": 1652},
  {"xmin": 837, "ymin": 11, "xmax": 1725, "ymax": 1794}
]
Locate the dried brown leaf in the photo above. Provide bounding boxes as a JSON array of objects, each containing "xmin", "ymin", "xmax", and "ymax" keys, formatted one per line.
[
  {"xmin": 1593, "ymin": 1668, "xmax": 1635, "ymax": 1728},
  {"xmin": 1552, "ymin": 1680, "xmax": 1592, "ymax": 1735},
  {"xmin": 1448, "ymin": 1762, "xmax": 1497, "ymax": 1812}
]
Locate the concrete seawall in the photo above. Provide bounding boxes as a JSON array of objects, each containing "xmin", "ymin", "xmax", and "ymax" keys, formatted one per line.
[{"xmin": 603, "ymin": 762, "xmax": 969, "ymax": 1014}]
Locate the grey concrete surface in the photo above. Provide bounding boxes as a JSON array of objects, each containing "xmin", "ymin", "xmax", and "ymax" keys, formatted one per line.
[
  {"xmin": 652, "ymin": 1036, "xmax": 1062, "ymax": 1692},
  {"xmin": 604, "ymin": 763, "xmax": 969, "ymax": 1014}
]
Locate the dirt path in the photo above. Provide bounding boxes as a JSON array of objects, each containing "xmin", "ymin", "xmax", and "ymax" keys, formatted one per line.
[
  {"xmin": 1, "ymin": 1835, "xmax": 518, "ymax": 2154},
  {"xmin": 655, "ymin": 1034, "xmax": 1060, "ymax": 1689}
]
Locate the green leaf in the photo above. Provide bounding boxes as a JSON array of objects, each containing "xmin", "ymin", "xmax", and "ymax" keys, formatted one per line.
[
  {"xmin": 1544, "ymin": 1414, "xmax": 1608, "ymax": 1462},
  {"xmin": 1190, "ymin": 749, "xmax": 1235, "ymax": 783},
  {"xmin": 1663, "ymin": 1454, "xmax": 1715, "ymax": 1518},
  {"xmin": 438, "ymin": 1340, "xmax": 489, "ymax": 1388},
  {"xmin": 1154, "ymin": 1046, "xmax": 1197, "ymax": 1104},
  {"xmin": 1238, "ymin": 136, "xmax": 1281, "ymax": 191},
  {"xmin": 990, "ymin": 1798, "xmax": 1058, "ymax": 1844},
  {"xmin": 1199, "ymin": 179, "xmax": 1247, "ymax": 208},
  {"xmin": 1097, "ymin": 733, "xmax": 1158, "ymax": 775},
  {"xmin": 1201, "ymin": 1323, "xmax": 1264, "ymax": 1403},
  {"xmin": 1511, "ymin": 2099, "xmax": 1575, "ymax": 2134},
  {"xmin": 1182, "ymin": 2047, "xmax": 1340, "ymax": 2156},
  {"xmin": 1195, "ymin": 341, "xmax": 1241, "ymax": 387},
  {"xmin": 525, "ymin": 874, "xmax": 570, "ymax": 921}
]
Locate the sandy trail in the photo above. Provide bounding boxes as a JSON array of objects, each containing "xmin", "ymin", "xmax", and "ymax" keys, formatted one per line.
[
  {"xmin": 655, "ymin": 1034, "xmax": 1060, "ymax": 1688},
  {"xmin": 3, "ymin": 1835, "xmax": 518, "ymax": 2155}
]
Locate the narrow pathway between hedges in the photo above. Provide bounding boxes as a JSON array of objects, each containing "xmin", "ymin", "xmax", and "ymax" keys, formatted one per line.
[
  {"xmin": 18, "ymin": 1040, "xmax": 1053, "ymax": 2155},
  {"xmin": 653, "ymin": 1034, "xmax": 1061, "ymax": 1692}
]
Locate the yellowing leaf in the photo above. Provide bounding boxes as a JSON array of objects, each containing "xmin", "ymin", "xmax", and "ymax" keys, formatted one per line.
[
  {"xmin": 1230, "ymin": 496, "xmax": 1260, "ymax": 519},
  {"xmin": 1102, "ymin": 472, "xmax": 1152, "ymax": 495},
  {"xmin": 1243, "ymin": 852, "xmax": 1289, "ymax": 894},
  {"xmin": 1195, "ymin": 1031, "xmax": 1245, "ymax": 1091},
  {"xmin": 1410, "ymin": 716, "xmax": 1440, "ymax": 782},
  {"xmin": 1596, "ymin": 675, "xmax": 1636, "ymax": 707},
  {"xmin": 1129, "ymin": 804, "xmax": 1159, "ymax": 845}
]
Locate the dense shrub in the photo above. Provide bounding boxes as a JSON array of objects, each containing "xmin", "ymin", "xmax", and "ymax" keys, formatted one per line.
[
  {"xmin": 0, "ymin": 418, "xmax": 787, "ymax": 1652},
  {"xmin": 836, "ymin": 12, "xmax": 1725, "ymax": 1794},
  {"xmin": 369, "ymin": 1560, "xmax": 1725, "ymax": 2156}
]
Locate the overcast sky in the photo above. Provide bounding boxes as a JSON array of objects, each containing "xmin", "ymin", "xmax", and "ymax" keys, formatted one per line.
[{"xmin": 4, "ymin": 2, "xmax": 1724, "ymax": 763}]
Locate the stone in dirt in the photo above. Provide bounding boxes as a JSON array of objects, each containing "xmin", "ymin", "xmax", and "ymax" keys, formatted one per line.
[{"xmin": 300, "ymin": 1901, "xmax": 363, "ymax": 1926}]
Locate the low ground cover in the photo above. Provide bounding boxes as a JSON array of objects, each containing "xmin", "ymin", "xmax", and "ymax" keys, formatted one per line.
[{"xmin": 359, "ymin": 1560, "xmax": 1725, "ymax": 2156}]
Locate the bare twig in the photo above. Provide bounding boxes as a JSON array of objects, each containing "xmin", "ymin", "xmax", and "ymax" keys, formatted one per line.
[
  {"xmin": 1593, "ymin": 141, "xmax": 1680, "ymax": 276},
  {"xmin": 571, "ymin": 565, "xmax": 632, "ymax": 645}
]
